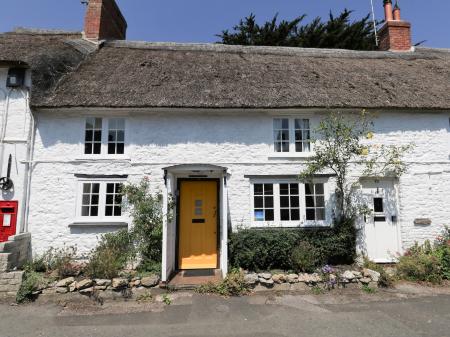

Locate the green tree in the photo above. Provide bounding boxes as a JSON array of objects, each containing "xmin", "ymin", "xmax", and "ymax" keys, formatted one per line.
[
  {"xmin": 218, "ymin": 9, "xmax": 378, "ymax": 50},
  {"xmin": 299, "ymin": 111, "xmax": 413, "ymax": 223}
]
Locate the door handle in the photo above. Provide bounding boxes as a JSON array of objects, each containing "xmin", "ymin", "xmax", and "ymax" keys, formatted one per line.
[{"xmin": 192, "ymin": 219, "xmax": 205, "ymax": 223}]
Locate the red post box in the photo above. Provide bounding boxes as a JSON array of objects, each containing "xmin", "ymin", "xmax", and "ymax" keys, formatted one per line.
[{"xmin": 0, "ymin": 201, "xmax": 18, "ymax": 243}]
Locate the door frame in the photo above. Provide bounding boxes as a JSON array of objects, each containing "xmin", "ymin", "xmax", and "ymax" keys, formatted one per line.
[{"xmin": 175, "ymin": 178, "xmax": 221, "ymax": 270}]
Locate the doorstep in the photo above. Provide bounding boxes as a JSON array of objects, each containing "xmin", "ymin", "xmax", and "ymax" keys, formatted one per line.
[{"xmin": 166, "ymin": 269, "xmax": 222, "ymax": 290}]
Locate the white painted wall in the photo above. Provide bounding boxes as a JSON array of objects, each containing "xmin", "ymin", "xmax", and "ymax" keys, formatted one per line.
[
  {"xmin": 0, "ymin": 67, "xmax": 32, "ymax": 234},
  {"xmin": 28, "ymin": 109, "xmax": 450, "ymax": 257}
]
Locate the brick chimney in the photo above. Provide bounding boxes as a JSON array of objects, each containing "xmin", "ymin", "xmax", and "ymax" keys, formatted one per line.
[
  {"xmin": 84, "ymin": 0, "xmax": 127, "ymax": 41},
  {"xmin": 379, "ymin": 0, "xmax": 411, "ymax": 51}
]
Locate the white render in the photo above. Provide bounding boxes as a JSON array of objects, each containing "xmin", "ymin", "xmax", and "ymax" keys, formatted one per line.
[
  {"xmin": 0, "ymin": 67, "xmax": 32, "ymax": 234},
  {"xmin": 27, "ymin": 109, "xmax": 450, "ymax": 273}
]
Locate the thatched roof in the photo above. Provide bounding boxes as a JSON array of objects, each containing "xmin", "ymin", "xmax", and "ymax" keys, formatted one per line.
[
  {"xmin": 1, "ymin": 32, "xmax": 449, "ymax": 109},
  {"xmin": 0, "ymin": 29, "xmax": 95, "ymax": 104}
]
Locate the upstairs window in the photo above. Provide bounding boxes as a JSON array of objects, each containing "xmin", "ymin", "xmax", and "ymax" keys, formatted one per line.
[
  {"xmin": 273, "ymin": 119, "xmax": 290, "ymax": 153},
  {"xmin": 84, "ymin": 117, "xmax": 126, "ymax": 155},
  {"xmin": 273, "ymin": 118, "xmax": 311, "ymax": 153},
  {"xmin": 84, "ymin": 118, "xmax": 102, "ymax": 155},
  {"xmin": 108, "ymin": 118, "xmax": 125, "ymax": 155}
]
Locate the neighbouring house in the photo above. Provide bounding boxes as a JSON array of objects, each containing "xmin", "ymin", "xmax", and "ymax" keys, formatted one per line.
[{"xmin": 0, "ymin": 0, "xmax": 449, "ymax": 283}]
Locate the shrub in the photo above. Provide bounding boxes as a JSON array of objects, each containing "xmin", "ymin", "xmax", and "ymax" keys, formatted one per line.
[
  {"xmin": 85, "ymin": 229, "xmax": 134, "ymax": 279},
  {"xmin": 16, "ymin": 265, "xmax": 47, "ymax": 303},
  {"xmin": 397, "ymin": 241, "xmax": 443, "ymax": 284},
  {"xmin": 228, "ymin": 219, "xmax": 357, "ymax": 272},
  {"xmin": 291, "ymin": 241, "xmax": 321, "ymax": 273},
  {"xmin": 197, "ymin": 269, "xmax": 250, "ymax": 296}
]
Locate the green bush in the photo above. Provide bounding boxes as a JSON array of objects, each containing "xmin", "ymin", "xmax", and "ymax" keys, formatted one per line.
[
  {"xmin": 291, "ymin": 241, "xmax": 321, "ymax": 273},
  {"xmin": 397, "ymin": 241, "xmax": 443, "ymax": 284},
  {"xmin": 228, "ymin": 219, "xmax": 356, "ymax": 272},
  {"xmin": 16, "ymin": 265, "xmax": 47, "ymax": 303},
  {"xmin": 85, "ymin": 229, "xmax": 134, "ymax": 279},
  {"xmin": 197, "ymin": 269, "xmax": 250, "ymax": 296}
]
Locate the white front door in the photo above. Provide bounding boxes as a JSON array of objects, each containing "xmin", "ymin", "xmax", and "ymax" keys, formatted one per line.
[{"xmin": 362, "ymin": 180, "xmax": 400, "ymax": 263}]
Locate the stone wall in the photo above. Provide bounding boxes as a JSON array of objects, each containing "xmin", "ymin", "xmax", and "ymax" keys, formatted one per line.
[
  {"xmin": 0, "ymin": 271, "xmax": 23, "ymax": 298},
  {"xmin": 0, "ymin": 233, "xmax": 31, "ymax": 272}
]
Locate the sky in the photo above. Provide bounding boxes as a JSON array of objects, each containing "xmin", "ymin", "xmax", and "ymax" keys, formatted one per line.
[{"xmin": 1, "ymin": 0, "xmax": 449, "ymax": 48}]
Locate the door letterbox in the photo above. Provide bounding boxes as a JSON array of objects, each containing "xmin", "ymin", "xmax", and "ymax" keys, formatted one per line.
[{"xmin": 0, "ymin": 201, "xmax": 18, "ymax": 243}]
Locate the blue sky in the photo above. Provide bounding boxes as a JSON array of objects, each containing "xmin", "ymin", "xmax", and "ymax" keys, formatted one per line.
[{"xmin": 1, "ymin": 0, "xmax": 449, "ymax": 48}]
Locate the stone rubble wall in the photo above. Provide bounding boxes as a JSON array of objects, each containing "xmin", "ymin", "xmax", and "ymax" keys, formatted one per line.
[
  {"xmin": 0, "ymin": 233, "xmax": 31, "ymax": 272},
  {"xmin": 244, "ymin": 269, "xmax": 381, "ymax": 292},
  {"xmin": 0, "ymin": 271, "xmax": 24, "ymax": 298}
]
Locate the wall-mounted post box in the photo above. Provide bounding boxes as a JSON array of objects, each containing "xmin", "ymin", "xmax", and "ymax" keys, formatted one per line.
[{"xmin": 0, "ymin": 201, "xmax": 18, "ymax": 242}]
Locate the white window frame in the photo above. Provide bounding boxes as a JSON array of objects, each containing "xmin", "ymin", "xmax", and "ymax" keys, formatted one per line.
[
  {"xmin": 270, "ymin": 117, "xmax": 314, "ymax": 157},
  {"xmin": 74, "ymin": 177, "xmax": 128, "ymax": 224},
  {"xmin": 250, "ymin": 179, "xmax": 330, "ymax": 228},
  {"xmin": 81, "ymin": 117, "xmax": 128, "ymax": 158}
]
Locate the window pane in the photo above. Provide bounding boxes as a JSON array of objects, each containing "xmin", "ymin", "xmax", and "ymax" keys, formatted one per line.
[
  {"xmin": 83, "ymin": 183, "xmax": 91, "ymax": 194},
  {"xmin": 290, "ymin": 184, "xmax": 299, "ymax": 195},
  {"xmin": 264, "ymin": 184, "xmax": 273, "ymax": 194},
  {"xmin": 117, "ymin": 143, "xmax": 124, "ymax": 154},
  {"xmin": 108, "ymin": 131, "xmax": 116, "ymax": 142},
  {"xmin": 303, "ymin": 141, "xmax": 310, "ymax": 152},
  {"xmin": 90, "ymin": 206, "xmax": 98, "ymax": 217},
  {"xmin": 85, "ymin": 130, "xmax": 93, "ymax": 142},
  {"xmin": 91, "ymin": 195, "xmax": 99, "ymax": 205},
  {"xmin": 92, "ymin": 183, "xmax": 100, "ymax": 194},
  {"xmin": 316, "ymin": 208, "xmax": 325, "ymax": 221},
  {"xmin": 306, "ymin": 196, "xmax": 315, "ymax": 207},
  {"xmin": 254, "ymin": 184, "xmax": 263, "ymax": 195},
  {"xmin": 291, "ymin": 209, "xmax": 300, "ymax": 221},
  {"xmin": 316, "ymin": 196, "xmax": 325, "ymax": 208},
  {"xmin": 274, "ymin": 142, "xmax": 282, "ymax": 153},
  {"xmin": 82, "ymin": 195, "xmax": 90, "ymax": 205},
  {"xmin": 105, "ymin": 206, "xmax": 113, "ymax": 216},
  {"xmin": 115, "ymin": 194, "xmax": 122, "ymax": 204},
  {"xmin": 290, "ymin": 196, "xmax": 300, "ymax": 208},
  {"xmin": 265, "ymin": 209, "xmax": 274, "ymax": 221},
  {"xmin": 82, "ymin": 206, "xmax": 90, "ymax": 217},
  {"xmin": 106, "ymin": 194, "xmax": 114, "ymax": 205},
  {"xmin": 374, "ymin": 198, "xmax": 383, "ymax": 213},
  {"xmin": 280, "ymin": 196, "xmax": 289, "ymax": 208},
  {"xmin": 108, "ymin": 143, "xmax": 116, "ymax": 155},
  {"xmin": 281, "ymin": 142, "xmax": 289, "ymax": 152},
  {"xmin": 254, "ymin": 196, "xmax": 263, "ymax": 208},
  {"xmin": 93, "ymin": 143, "xmax": 101, "ymax": 154},
  {"xmin": 94, "ymin": 118, "xmax": 102, "ymax": 129},
  {"xmin": 264, "ymin": 196, "xmax": 274, "ymax": 208},
  {"xmin": 117, "ymin": 130, "xmax": 125, "ymax": 142},
  {"xmin": 84, "ymin": 143, "xmax": 92, "ymax": 155},
  {"xmin": 315, "ymin": 183, "xmax": 324, "ymax": 195},
  {"xmin": 106, "ymin": 183, "xmax": 114, "ymax": 193},
  {"xmin": 94, "ymin": 130, "xmax": 102, "ymax": 142},
  {"xmin": 305, "ymin": 184, "xmax": 313, "ymax": 195},
  {"xmin": 254, "ymin": 210, "xmax": 264, "ymax": 221},
  {"xmin": 86, "ymin": 118, "xmax": 94, "ymax": 129},
  {"xmin": 280, "ymin": 184, "xmax": 289, "ymax": 195},
  {"xmin": 280, "ymin": 209, "xmax": 290, "ymax": 221},
  {"xmin": 114, "ymin": 206, "xmax": 122, "ymax": 217},
  {"xmin": 306, "ymin": 209, "xmax": 315, "ymax": 221}
]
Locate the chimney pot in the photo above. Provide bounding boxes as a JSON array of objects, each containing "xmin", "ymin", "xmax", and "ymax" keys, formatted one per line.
[
  {"xmin": 379, "ymin": 1, "xmax": 411, "ymax": 51},
  {"xmin": 383, "ymin": 1, "xmax": 394, "ymax": 21},
  {"xmin": 393, "ymin": 6, "xmax": 401, "ymax": 21},
  {"xmin": 84, "ymin": 0, "xmax": 127, "ymax": 41}
]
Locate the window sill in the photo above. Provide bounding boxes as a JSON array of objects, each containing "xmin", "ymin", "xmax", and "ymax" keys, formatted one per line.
[
  {"xmin": 268, "ymin": 152, "xmax": 314, "ymax": 159},
  {"xmin": 75, "ymin": 156, "xmax": 131, "ymax": 162},
  {"xmin": 69, "ymin": 221, "xmax": 129, "ymax": 227}
]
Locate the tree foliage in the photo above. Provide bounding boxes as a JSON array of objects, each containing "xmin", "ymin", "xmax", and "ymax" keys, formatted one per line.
[
  {"xmin": 218, "ymin": 9, "xmax": 378, "ymax": 50},
  {"xmin": 299, "ymin": 111, "xmax": 413, "ymax": 222}
]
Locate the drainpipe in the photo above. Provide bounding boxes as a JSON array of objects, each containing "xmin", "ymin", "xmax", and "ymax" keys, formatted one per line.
[
  {"xmin": 20, "ymin": 89, "xmax": 35, "ymax": 233},
  {"xmin": 0, "ymin": 88, "xmax": 13, "ymax": 177}
]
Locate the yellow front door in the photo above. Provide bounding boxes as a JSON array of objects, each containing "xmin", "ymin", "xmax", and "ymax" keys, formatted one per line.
[{"xmin": 179, "ymin": 180, "xmax": 218, "ymax": 269}]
